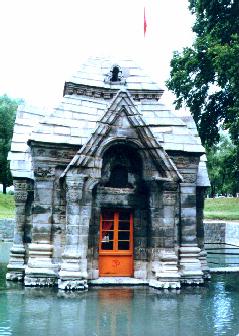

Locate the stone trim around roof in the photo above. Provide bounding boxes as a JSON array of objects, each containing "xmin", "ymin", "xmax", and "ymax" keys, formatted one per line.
[
  {"xmin": 62, "ymin": 89, "xmax": 183, "ymax": 183},
  {"xmin": 63, "ymin": 82, "xmax": 163, "ymax": 101}
]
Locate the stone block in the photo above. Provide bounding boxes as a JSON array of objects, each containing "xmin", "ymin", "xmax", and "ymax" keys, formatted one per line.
[
  {"xmin": 151, "ymin": 237, "xmax": 164, "ymax": 248},
  {"xmin": 181, "ymin": 226, "xmax": 196, "ymax": 237},
  {"xmin": 161, "ymin": 217, "xmax": 175, "ymax": 226},
  {"xmin": 164, "ymin": 238, "xmax": 174, "ymax": 248},
  {"xmin": 163, "ymin": 193, "xmax": 176, "ymax": 206},
  {"xmin": 32, "ymin": 213, "xmax": 52, "ymax": 225},
  {"xmin": 181, "ymin": 207, "xmax": 196, "ymax": 218},
  {"xmin": 66, "ymin": 205, "xmax": 80, "ymax": 215},
  {"xmin": 164, "ymin": 227, "xmax": 175, "ymax": 238},
  {"xmin": 32, "ymin": 205, "xmax": 51, "ymax": 215},
  {"xmin": 180, "ymin": 185, "xmax": 196, "ymax": 194},
  {"xmin": 67, "ymin": 226, "xmax": 79, "ymax": 236},
  {"xmin": 163, "ymin": 206, "xmax": 175, "ymax": 218},
  {"xmin": 65, "ymin": 235, "xmax": 78, "ymax": 246},
  {"xmin": 32, "ymin": 232, "xmax": 52, "ymax": 243},
  {"xmin": 181, "ymin": 217, "xmax": 196, "ymax": 227},
  {"xmin": 181, "ymin": 194, "xmax": 196, "ymax": 207}
]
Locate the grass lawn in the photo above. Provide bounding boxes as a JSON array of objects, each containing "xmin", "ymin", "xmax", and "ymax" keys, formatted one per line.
[
  {"xmin": 204, "ymin": 197, "xmax": 239, "ymax": 220},
  {"xmin": 0, "ymin": 193, "xmax": 15, "ymax": 218}
]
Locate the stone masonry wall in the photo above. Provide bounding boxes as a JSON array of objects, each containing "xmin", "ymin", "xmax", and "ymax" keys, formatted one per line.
[
  {"xmin": 0, "ymin": 219, "xmax": 15, "ymax": 241},
  {"xmin": 204, "ymin": 222, "xmax": 226, "ymax": 243},
  {"xmin": 204, "ymin": 221, "xmax": 239, "ymax": 245}
]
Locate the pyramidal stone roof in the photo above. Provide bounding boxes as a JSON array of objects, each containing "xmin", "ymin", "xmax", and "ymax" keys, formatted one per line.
[{"xmin": 9, "ymin": 56, "xmax": 209, "ymax": 186}]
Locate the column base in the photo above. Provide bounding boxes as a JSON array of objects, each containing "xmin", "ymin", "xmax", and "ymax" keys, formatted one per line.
[
  {"xmin": 150, "ymin": 251, "xmax": 181, "ymax": 289},
  {"xmin": 149, "ymin": 279, "xmax": 181, "ymax": 289},
  {"xmin": 6, "ymin": 244, "xmax": 26, "ymax": 281},
  {"xmin": 24, "ymin": 243, "xmax": 58, "ymax": 287},
  {"xmin": 199, "ymin": 249, "xmax": 211, "ymax": 280},
  {"xmin": 24, "ymin": 275, "xmax": 58, "ymax": 287},
  {"xmin": 179, "ymin": 245, "xmax": 204, "ymax": 285},
  {"xmin": 58, "ymin": 254, "xmax": 88, "ymax": 291},
  {"xmin": 58, "ymin": 279, "xmax": 88, "ymax": 290}
]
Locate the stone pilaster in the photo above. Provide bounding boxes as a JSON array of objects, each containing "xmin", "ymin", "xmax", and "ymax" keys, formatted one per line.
[
  {"xmin": 149, "ymin": 181, "xmax": 181, "ymax": 289},
  {"xmin": 58, "ymin": 174, "xmax": 90, "ymax": 290},
  {"xmin": 24, "ymin": 167, "xmax": 58, "ymax": 287},
  {"xmin": 6, "ymin": 179, "xmax": 31, "ymax": 281},
  {"xmin": 196, "ymin": 187, "xmax": 210, "ymax": 279},
  {"xmin": 179, "ymin": 183, "xmax": 203, "ymax": 284}
]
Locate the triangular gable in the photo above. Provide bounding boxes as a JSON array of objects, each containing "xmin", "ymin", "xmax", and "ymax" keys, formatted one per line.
[{"xmin": 62, "ymin": 90, "xmax": 182, "ymax": 181}]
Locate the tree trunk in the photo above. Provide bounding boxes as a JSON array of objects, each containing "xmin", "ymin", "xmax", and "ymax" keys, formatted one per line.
[{"xmin": 3, "ymin": 183, "xmax": 7, "ymax": 194}]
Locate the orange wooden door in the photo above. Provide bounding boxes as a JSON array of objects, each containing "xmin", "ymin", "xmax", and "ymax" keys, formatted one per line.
[{"xmin": 99, "ymin": 209, "xmax": 133, "ymax": 277}]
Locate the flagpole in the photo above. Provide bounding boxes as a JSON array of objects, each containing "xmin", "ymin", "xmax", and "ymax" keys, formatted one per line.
[{"xmin": 144, "ymin": 6, "xmax": 147, "ymax": 37}]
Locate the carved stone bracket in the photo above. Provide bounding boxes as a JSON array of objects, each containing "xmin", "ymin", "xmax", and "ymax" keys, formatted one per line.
[
  {"xmin": 66, "ymin": 174, "xmax": 87, "ymax": 203},
  {"xmin": 34, "ymin": 167, "xmax": 55, "ymax": 179}
]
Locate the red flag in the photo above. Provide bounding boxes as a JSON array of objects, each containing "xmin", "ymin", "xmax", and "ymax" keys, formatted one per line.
[{"xmin": 144, "ymin": 7, "xmax": 147, "ymax": 36}]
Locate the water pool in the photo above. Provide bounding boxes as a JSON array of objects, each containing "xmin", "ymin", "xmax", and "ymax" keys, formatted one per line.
[
  {"xmin": 0, "ymin": 263, "xmax": 239, "ymax": 336},
  {"xmin": 1, "ymin": 242, "xmax": 239, "ymax": 336}
]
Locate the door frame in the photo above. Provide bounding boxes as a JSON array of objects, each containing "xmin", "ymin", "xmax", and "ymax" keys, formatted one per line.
[{"xmin": 99, "ymin": 209, "xmax": 133, "ymax": 276}]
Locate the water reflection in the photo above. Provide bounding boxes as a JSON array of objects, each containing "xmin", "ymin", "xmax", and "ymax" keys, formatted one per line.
[
  {"xmin": 1, "ymin": 246, "xmax": 239, "ymax": 336},
  {"xmin": 206, "ymin": 243, "xmax": 239, "ymax": 267},
  {"xmin": 0, "ymin": 277, "xmax": 239, "ymax": 336},
  {"xmin": 213, "ymin": 282, "xmax": 233, "ymax": 336}
]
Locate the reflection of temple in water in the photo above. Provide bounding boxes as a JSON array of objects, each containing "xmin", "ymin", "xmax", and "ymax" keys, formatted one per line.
[
  {"xmin": 4, "ymin": 284, "xmax": 237, "ymax": 336},
  {"xmin": 96, "ymin": 288, "xmax": 133, "ymax": 336},
  {"xmin": 7, "ymin": 57, "xmax": 210, "ymax": 290}
]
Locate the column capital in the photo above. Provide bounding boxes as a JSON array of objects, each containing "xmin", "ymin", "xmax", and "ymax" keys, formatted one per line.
[
  {"xmin": 13, "ymin": 179, "xmax": 32, "ymax": 204},
  {"xmin": 66, "ymin": 174, "xmax": 87, "ymax": 203}
]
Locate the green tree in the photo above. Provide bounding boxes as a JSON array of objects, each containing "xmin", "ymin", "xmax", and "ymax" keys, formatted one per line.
[
  {"xmin": 0, "ymin": 95, "xmax": 20, "ymax": 194},
  {"xmin": 166, "ymin": 0, "xmax": 239, "ymax": 194},
  {"xmin": 206, "ymin": 134, "xmax": 238, "ymax": 197},
  {"xmin": 167, "ymin": 0, "xmax": 239, "ymax": 147}
]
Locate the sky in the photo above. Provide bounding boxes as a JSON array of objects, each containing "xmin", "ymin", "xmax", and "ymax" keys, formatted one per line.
[{"xmin": 0, "ymin": 0, "xmax": 195, "ymax": 109}]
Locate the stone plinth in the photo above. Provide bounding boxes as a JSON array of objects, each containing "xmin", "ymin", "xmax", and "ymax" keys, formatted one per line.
[
  {"xmin": 179, "ymin": 245, "xmax": 204, "ymax": 284},
  {"xmin": 24, "ymin": 243, "xmax": 58, "ymax": 286}
]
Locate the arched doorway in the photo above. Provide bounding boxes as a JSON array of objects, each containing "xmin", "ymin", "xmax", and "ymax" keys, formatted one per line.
[{"xmin": 90, "ymin": 143, "xmax": 149, "ymax": 278}]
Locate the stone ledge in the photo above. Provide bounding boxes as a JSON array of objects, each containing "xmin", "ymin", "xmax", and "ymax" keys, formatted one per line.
[
  {"xmin": 210, "ymin": 267, "xmax": 239, "ymax": 273},
  {"xmin": 89, "ymin": 277, "xmax": 148, "ymax": 286}
]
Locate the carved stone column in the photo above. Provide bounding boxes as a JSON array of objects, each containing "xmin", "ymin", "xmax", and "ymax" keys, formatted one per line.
[
  {"xmin": 179, "ymin": 183, "xmax": 203, "ymax": 284},
  {"xmin": 58, "ymin": 174, "xmax": 91, "ymax": 290},
  {"xmin": 148, "ymin": 180, "xmax": 181, "ymax": 289},
  {"xmin": 6, "ymin": 179, "xmax": 31, "ymax": 281},
  {"xmin": 24, "ymin": 166, "xmax": 58, "ymax": 287}
]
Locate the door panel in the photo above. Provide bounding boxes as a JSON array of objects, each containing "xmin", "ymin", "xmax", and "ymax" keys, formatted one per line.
[
  {"xmin": 99, "ymin": 255, "xmax": 133, "ymax": 276},
  {"xmin": 99, "ymin": 209, "xmax": 133, "ymax": 277}
]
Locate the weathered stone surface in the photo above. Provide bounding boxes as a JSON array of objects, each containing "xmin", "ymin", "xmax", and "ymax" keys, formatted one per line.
[{"xmin": 0, "ymin": 219, "xmax": 15, "ymax": 241}]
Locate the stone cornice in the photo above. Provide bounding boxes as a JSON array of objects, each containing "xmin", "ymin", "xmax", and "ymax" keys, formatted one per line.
[{"xmin": 63, "ymin": 82, "xmax": 164, "ymax": 101}]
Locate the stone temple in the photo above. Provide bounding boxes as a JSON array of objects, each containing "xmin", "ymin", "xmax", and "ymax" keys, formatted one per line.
[{"xmin": 7, "ymin": 57, "xmax": 210, "ymax": 290}]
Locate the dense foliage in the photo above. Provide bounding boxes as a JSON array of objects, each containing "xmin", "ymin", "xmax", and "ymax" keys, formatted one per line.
[
  {"xmin": 206, "ymin": 134, "xmax": 238, "ymax": 196},
  {"xmin": 166, "ymin": 0, "xmax": 239, "ymax": 195},
  {"xmin": 0, "ymin": 95, "xmax": 20, "ymax": 193},
  {"xmin": 167, "ymin": 0, "xmax": 239, "ymax": 147}
]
